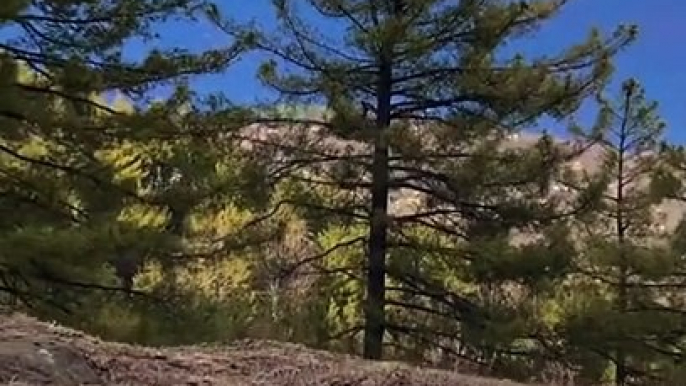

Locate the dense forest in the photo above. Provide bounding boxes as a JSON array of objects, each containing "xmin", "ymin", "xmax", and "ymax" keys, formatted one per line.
[{"xmin": 1, "ymin": 1, "xmax": 685, "ymax": 385}]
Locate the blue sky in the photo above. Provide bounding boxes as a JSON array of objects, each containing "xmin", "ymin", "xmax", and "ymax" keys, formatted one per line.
[
  {"xmin": 6, "ymin": 0, "xmax": 683, "ymax": 140},
  {"xmin": 149, "ymin": 0, "xmax": 684, "ymax": 140}
]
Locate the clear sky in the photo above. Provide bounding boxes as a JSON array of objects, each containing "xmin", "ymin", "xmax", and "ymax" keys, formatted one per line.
[{"xmin": 121, "ymin": 1, "xmax": 686, "ymax": 142}]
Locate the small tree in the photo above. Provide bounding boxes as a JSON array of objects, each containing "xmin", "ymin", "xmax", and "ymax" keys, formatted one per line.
[{"xmin": 560, "ymin": 79, "xmax": 686, "ymax": 385}]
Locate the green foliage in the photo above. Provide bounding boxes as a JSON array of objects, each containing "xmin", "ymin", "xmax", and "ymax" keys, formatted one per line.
[
  {"xmin": 558, "ymin": 79, "xmax": 686, "ymax": 385},
  {"xmin": 2, "ymin": 1, "xmax": 686, "ymax": 386},
  {"xmin": 218, "ymin": 0, "xmax": 641, "ymax": 378},
  {"xmin": 0, "ymin": 0, "xmax": 259, "ymax": 339}
]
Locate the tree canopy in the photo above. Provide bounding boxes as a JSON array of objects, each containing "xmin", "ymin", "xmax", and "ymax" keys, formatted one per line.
[{"xmin": 1, "ymin": 1, "xmax": 684, "ymax": 385}]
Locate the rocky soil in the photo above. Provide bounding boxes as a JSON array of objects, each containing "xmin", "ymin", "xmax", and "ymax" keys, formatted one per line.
[{"xmin": 0, "ymin": 312, "xmax": 535, "ymax": 385}]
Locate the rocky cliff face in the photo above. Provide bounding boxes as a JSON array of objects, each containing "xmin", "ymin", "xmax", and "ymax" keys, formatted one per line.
[{"xmin": 0, "ymin": 312, "xmax": 532, "ymax": 385}]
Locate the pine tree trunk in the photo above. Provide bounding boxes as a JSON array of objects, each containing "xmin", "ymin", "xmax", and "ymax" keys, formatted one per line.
[
  {"xmin": 614, "ymin": 89, "xmax": 632, "ymax": 386},
  {"xmin": 362, "ymin": 53, "xmax": 393, "ymax": 360},
  {"xmin": 616, "ymin": 269, "xmax": 628, "ymax": 386},
  {"xmin": 363, "ymin": 136, "xmax": 389, "ymax": 359}
]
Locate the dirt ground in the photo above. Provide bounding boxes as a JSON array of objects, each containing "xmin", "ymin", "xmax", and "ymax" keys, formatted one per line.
[{"xmin": 0, "ymin": 312, "xmax": 532, "ymax": 385}]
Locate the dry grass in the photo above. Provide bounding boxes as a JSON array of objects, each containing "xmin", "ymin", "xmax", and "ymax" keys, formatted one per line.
[{"xmin": 0, "ymin": 312, "xmax": 541, "ymax": 385}]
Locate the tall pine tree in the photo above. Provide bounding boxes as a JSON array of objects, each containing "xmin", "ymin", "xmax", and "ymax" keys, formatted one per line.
[{"xmin": 222, "ymin": 0, "xmax": 637, "ymax": 360}]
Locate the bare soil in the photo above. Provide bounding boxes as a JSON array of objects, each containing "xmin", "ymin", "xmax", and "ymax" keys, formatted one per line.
[{"xmin": 0, "ymin": 312, "xmax": 531, "ymax": 385}]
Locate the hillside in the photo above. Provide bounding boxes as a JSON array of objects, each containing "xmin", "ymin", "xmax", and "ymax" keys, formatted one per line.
[
  {"xmin": 0, "ymin": 312, "xmax": 533, "ymax": 386},
  {"xmin": 238, "ymin": 122, "xmax": 686, "ymax": 230}
]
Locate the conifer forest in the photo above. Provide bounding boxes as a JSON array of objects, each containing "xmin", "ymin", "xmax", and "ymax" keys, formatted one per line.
[{"xmin": 2, "ymin": 1, "xmax": 686, "ymax": 385}]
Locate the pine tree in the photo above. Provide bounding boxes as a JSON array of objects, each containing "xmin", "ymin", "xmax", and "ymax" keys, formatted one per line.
[
  {"xmin": 560, "ymin": 79, "xmax": 686, "ymax": 385},
  {"xmin": 0, "ymin": 0, "xmax": 252, "ymax": 313},
  {"xmin": 222, "ymin": 0, "xmax": 637, "ymax": 360}
]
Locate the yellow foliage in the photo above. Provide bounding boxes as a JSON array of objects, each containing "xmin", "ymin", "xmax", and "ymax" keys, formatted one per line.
[
  {"xmin": 189, "ymin": 203, "xmax": 253, "ymax": 237},
  {"xmin": 134, "ymin": 261, "xmax": 166, "ymax": 289},
  {"xmin": 117, "ymin": 203, "xmax": 169, "ymax": 229}
]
